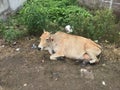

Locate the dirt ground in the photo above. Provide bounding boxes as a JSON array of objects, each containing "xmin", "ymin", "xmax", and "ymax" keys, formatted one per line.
[{"xmin": 0, "ymin": 37, "xmax": 120, "ymax": 90}]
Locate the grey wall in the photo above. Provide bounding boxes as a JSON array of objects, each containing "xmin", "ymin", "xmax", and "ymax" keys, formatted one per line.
[
  {"xmin": 78, "ymin": 0, "xmax": 120, "ymax": 11},
  {"xmin": 0, "ymin": 0, "xmax": 9, "ymax": 14},
  {"xmin": 0, "ymin": 0, "xmax": 26, "ymax": 20}
]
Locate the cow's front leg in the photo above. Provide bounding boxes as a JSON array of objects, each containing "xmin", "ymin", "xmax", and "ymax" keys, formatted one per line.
[
  {"xmin": 50, "ymin": 52, "xmax": 64, "ymax": 60},
  {"xmin": 48, "ymin": 49, "xmax": 55, "ymax": 55},
  {"xmin": 45, "ymin": 47, "xmax": 54, "ymax": 55}
]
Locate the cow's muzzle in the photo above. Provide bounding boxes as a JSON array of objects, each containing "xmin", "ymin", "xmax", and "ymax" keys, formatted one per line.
[
  {"xmin": 38, "ymin": 45, "xmax": 43, "ymax": 51},
  {"xmin": 38, "ymin": 47, "xmax": 41, "ymax": 51}
]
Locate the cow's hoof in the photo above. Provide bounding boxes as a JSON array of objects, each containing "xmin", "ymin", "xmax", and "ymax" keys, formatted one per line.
[
  {"xmin": 89, "ymin": 61, "xmax": 99, "ymax": 65},
  {"xmin": 56, "ymin": 56, "xmax": 65, "ymax": 61},
  {"xmin": 89, "ymin": 60, "xmax": 99, "ymax": 65},
  {"xmin": 81, "ymin": 61, "xmax": 90, "ymax": 66}
]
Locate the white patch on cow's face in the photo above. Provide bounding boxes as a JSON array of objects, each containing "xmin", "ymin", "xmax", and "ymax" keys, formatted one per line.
[{"xmin": 38, "ymin": 44, "xmax": 44, "ymax": 50}]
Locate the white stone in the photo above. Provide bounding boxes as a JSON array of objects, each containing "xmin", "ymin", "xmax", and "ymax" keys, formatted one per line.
[
  {"xmin": 23, "ymin": 83, "xmax": 27, "ymax": 87},
  {"xmin": 102, "ymin": 81, "xmax": 106, "ymax": 86},
  {"xmin": 16, "ymin": 48, "xmax": 20, "ymax": 51}
]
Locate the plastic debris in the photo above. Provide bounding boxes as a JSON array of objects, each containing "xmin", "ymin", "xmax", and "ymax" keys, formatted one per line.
[
  {"xmin": 105, "ymin": 40, "xmax": 109, "ymax": 43},
  {"xmin": 31, "ymin": 44, "xmax": 37, "ymax": 49},
  {"xmin": 94, "ymin": 40, "xmax": 98, "ymax": 43},
  {"xmin": 65, "ymin": 25, "xmax": 73, "ymax": 33}
]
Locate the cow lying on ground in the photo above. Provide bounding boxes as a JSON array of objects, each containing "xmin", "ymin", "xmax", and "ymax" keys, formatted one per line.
[{"xmin": 38, "ymin": 31, "xmax": 102, "ymax": 64}]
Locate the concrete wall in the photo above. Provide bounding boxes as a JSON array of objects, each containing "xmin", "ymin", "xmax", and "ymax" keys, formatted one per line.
[
  {"xmin": 9, "ymin": 0, "xmax": 26, "ymax": 10},
  {"xmin": 0, "ymin": 0, "xmax": 9, "ymax": 13},
  {"xmin": 0, "ymin": 0, "xmax": 26, "ymax": 20},
  {"xmin": 78, "ymin": 0, "xmax": 120, "ymax": 11},
  {"xmin": 78, "ymin": 0, "xmax": 120, "ymax": 18}
]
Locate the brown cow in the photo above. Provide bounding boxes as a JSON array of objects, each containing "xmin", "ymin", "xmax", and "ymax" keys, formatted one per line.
[{"xmin": 38, "ymin": 31, "xmax": 102, "ymax": 64}]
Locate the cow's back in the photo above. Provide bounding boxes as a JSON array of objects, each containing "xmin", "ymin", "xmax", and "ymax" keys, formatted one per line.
[
  {"xmin": 52, "ymin": 32, "xmax": 86, "ymax": 59},
  {"xmin": 51, "ymin": 31, "xmax": 101, "ymax": 59}
]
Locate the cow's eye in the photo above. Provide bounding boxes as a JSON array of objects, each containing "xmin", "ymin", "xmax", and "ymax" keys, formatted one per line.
[{"xmin": 46, "ymin": 38, "xmax": 49, "ymax": 41}]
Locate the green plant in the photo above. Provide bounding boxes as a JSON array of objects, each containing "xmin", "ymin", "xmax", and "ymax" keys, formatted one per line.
[
  {"xmin": 3, "ymin": 29, "xmax": 23, "ymax": 42},
  {"xmin": 0, "ymin": 16, "xmax": 27, "ymax": 42},
  {"xmin": 0, "ymin": 20, "xmax": 6, "ymax": 37},
  {"xmin": 91, "ymin": 9, "xmax": 115, "ymax": 40},
  {"xmin": 19, "ymin": 0, "xmax": 78, "ymax": 35},
  {"xmin": 19, "ymin": 0, "xmax": 117, "ymax": 43},
  {"xmin": 69, "ymin": 9, "xmax": 115, "ymax": 40}
]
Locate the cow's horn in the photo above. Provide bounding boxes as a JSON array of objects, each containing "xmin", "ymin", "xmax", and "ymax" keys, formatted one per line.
[{"xmin": 43, "ymin": 29, "xmax": 46, "ymax": 32}]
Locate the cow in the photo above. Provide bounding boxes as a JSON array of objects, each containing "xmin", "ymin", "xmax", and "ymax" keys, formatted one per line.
[{"xmin": 38, "ymin": 30, "xmax": 102, "ymax": 64}]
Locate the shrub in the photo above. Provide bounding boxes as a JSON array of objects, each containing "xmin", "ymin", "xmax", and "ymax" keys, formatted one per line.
[
  {"xmin": 69, "ymin": 9, "xmax": 115, "ymax": 40},
  {"xmin": 19, "ymin": 0, "xmax": 116, "ymax": 42},
  {"xmin": 91, "ymin": 9, "xmax": 115, "ymax": 40},
  {"xmin": 19, "ymin": 0, "xmax": 78, "ymax": 35},
  {"xmin": 0, "ymin": 20, "xmax": 5, "ymax": 37},
  {"xmin": 0, "ymin": 17, "xmax": 27, "ymax": 43},
  {"xmin": 3, "ymin": 29, "xmax": 23, "ymax": 42}
]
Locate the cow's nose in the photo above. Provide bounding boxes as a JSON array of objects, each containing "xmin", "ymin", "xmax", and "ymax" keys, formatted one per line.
[{"xmin": 38, "ymin": 47, "xmax": 41, "ymax": 51}]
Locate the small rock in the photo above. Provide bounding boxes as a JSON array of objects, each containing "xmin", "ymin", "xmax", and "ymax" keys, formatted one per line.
[
  {"xmin": 80, "ymin": 68, "xmax": 87, "ymax": 73},
  {"xmin": 16, "ymin": 48, "xmax": 20, "ymax": 51},
  {"xmin": 1, "ymin": 45, "xmax": 5, "ymax": 48},
  {"xmin": 23, "ymin": 83, "xmax": 27, "ymax": 87},
  {"xmin": 0, "ymin": 86, "xmax": 3, "ymax": 90},
  {"xmin": 102, "ymin": 64, "xmax": 106, "ymax": 66},
  {"xmin": 13, "ymin": 42, "xmax": 17, "ymax": 45},
  {"xmin": 102, "ymin": 81, "xmax": 106, "ymax": 86},
  {"xmin": 52, "ymin": 72, "xmax": 60, "ymax": 80},
  {"xmin": 55, "ymin": 78, "xmax": 58, "ymax": 81},
  {"xmin": 41, "ymin": 60, "xmax": 45, "ymax": 63},
  {"xmin": 80, "ymin": 68, "xmax": 94, "ymax": 79},
  {"xmin": 105, "ymin": 40, "xmax": 109, "ymax": 43}
]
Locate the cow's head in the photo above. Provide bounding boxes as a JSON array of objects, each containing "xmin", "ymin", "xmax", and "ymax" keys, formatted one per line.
[{"xmin": 38, "ymin": 30, "xmax": 53, "ymax": 50}]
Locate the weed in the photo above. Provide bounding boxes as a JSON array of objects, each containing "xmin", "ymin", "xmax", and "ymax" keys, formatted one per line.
[
  {"xmin": 0, "ymin": 16, "xmax": 27, "ymax": 42},
  {"xmin": 19, "ymin": 0, "xmax": 117, "ymax": 43},
  {"xmin": 3, "ymin": 29, "xmax": 23, "ymax": 42}
]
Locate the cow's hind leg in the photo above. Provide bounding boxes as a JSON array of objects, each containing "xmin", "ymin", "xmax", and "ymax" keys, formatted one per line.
[
  {"xmin": 88, "ymin": 53, "xmax": 99, "ymax": 64},
  {"xmin": 86, "ymin": 51, "xmax": 99, "ymax": 64}
]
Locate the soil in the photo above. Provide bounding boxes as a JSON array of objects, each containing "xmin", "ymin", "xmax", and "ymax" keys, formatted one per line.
[{"xmin": 0, "ymin": 37, "xmax": 120, "ymax": 90}]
